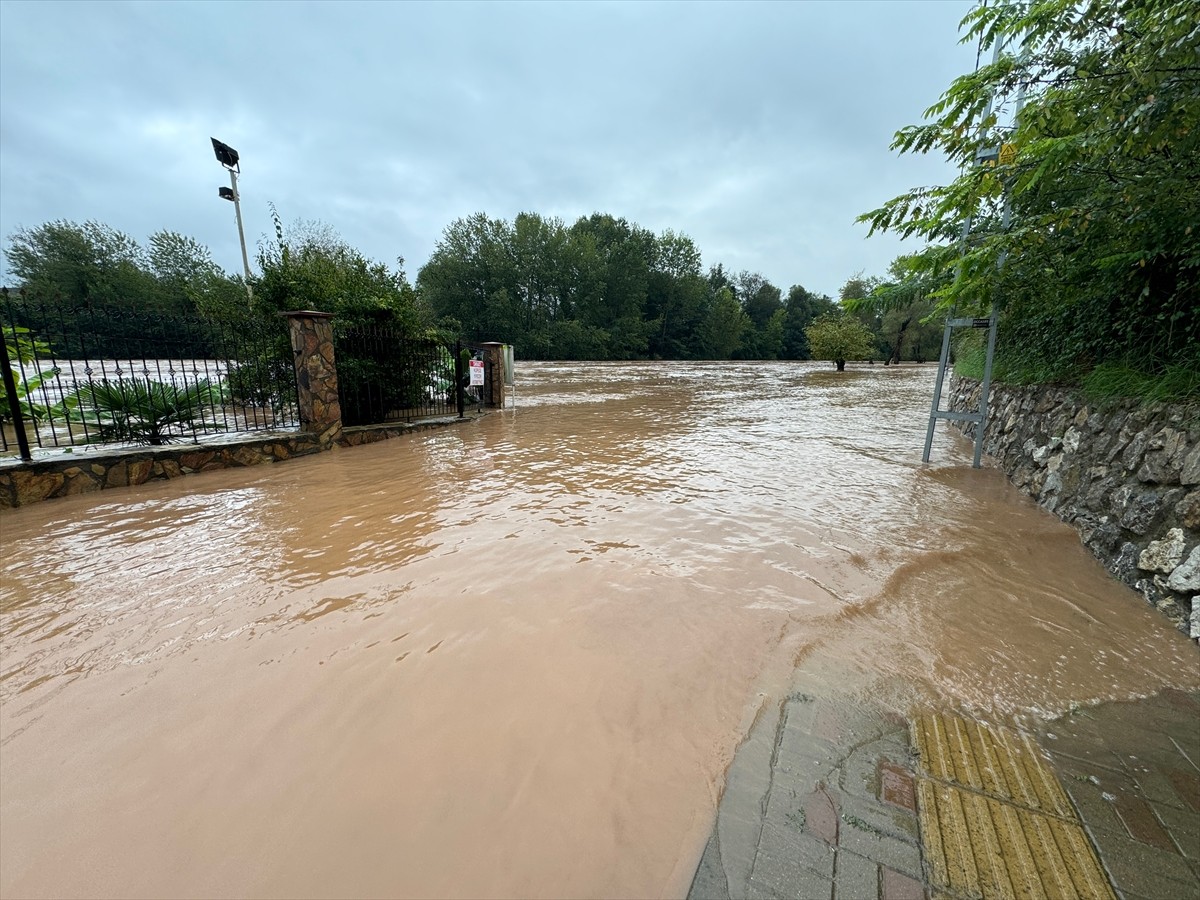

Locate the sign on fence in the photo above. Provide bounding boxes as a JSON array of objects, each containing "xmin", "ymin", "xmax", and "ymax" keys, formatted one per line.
[{"xmin": 469, "ymin": 359, "xmax": 485, "ymax": 386}]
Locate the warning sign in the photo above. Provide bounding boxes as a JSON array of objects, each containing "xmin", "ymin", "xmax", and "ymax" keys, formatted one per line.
[{"xmin": 469, "ymin": 359, "xmax": 485, "ymax": 386}]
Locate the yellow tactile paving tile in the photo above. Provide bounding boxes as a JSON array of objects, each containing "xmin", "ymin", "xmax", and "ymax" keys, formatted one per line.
[
  {"xmin": 912, "ymin": 714, "xmax": 1116, "ymax": 900},
  {"xmin": 912, "ymin": 714, "xmax": 1073, "ymax": 816}
]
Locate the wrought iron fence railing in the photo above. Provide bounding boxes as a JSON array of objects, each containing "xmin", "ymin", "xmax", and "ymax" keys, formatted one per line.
[
  {"xmin": 334, "ymin": 323, "xmax": 470, "ymax": 425},
  {"xmin": 1, "ymin": 289, "xmax": 299, "ymax": 459}
]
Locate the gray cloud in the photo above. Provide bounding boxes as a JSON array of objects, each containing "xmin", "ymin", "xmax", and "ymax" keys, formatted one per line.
[{"xmin": 0, "ymin": 0, "xmax": 978, "ymax": 298}]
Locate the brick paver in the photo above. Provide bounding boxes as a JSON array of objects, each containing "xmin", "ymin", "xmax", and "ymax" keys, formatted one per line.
[
  {"xmin": 688, "ymin": 689, "xmax": 1200, "ymax": 900},
  {"xmin": 1038, "ymin": 690, "xmax": 1200, "ymax": 900}
]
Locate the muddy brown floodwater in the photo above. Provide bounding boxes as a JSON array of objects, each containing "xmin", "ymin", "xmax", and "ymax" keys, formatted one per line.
[{"xmin": 2, "ymin": 361, "xmax": 1197, "ymax": 899}]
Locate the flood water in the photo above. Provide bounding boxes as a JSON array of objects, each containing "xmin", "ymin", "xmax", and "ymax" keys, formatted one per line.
[{"xmin": 2, "ymin": 361, "xmax": 1196, "ymax": 899}]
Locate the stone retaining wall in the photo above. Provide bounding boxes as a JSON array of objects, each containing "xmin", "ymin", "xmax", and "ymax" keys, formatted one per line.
[
  {"xmin": 0, "ymin": 416, "xmax": 474, "ymax": 509},
  {"xmin": 948, "ymin": 376, "xmax": 1199, "ymax": 640}
]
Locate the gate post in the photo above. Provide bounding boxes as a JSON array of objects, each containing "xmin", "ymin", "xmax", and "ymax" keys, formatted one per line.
[
  {"xmin": 0, "ymin": 317, "xmax": 33, "ymax": 461},
  {"xmin": 454, "ymin": 340, "xmax": 465, "ymax": 418},
  {"xmin": 480, "ymin": 342, "xmax": 507, "ymax": 408},
  {"xmin": 282, "ymin": 310, "xmax": 342, "ymax": 447}
]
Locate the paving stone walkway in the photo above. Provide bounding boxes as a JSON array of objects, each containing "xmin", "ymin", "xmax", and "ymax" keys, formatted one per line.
[
  {"xmin": 689, "ymin": 693, "xmax": 925, "ymax": 900},
  {"xmin": 688, "ymin": 690, "xmax": 1200, "ymax": 900},
  {"xmin": 1035, "ymin": 690, "xmax": 1200, "ymax": 900}
]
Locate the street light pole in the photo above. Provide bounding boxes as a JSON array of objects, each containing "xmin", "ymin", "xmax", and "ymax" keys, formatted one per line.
[
  {"xmin": 212, "ymin": 137, "xmax": 254, "ymax": 308},
  {"xmin": 227, "ymin": 168, "xmax": 253, "ymax": 299}
]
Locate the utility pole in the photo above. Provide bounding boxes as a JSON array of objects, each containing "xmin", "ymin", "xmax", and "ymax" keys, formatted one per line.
[{"xmin": 211, "ymin": 137, "xmax": 254, "ymax": 308}]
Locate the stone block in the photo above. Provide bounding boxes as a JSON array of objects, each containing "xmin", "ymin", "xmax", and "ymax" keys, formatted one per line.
[
  {"xmin": 752, "ymin": 821, "xmax": 836, "ymax": 890},
  {"xmin": 1111, "ymin": 792, "xmax": 1176, "ymax": 851},
  {"xmin": 1084, "ymin": 521, "xmax": 1122, "ymax": 557},
  {"xmin": 1182, "ymin": 445, "xmax": 1200, "ymax": 486},
  {"xmin": 835, "ymin": 790, "xmax": 920, "ymax": 844},
  {"xmin": 879, "ymin": 762, "xmax": 917, "ymax": 814},
  {"xmin": 833, "ymin": 850, "xmax": 878, "ymax": 900},
  {"xmin": 232, "ymin": 445, "xmax": 266, "ymax": 467},
  {"xmin": 836, "ymin": 826, "xmax": 922, "ymax": 880},
  {"xmin": 1122, "ymin": 430, "xmax": 1150, "ymax": 470},
  {"xmin": 1120, "ymin": 489, "xmax": 1166, "ymax": 535},
  {"xmin": 12, "ymin": 470, "xmax": 65, "ymax": 504},
  {"xmin": 1153, "ymin": 800, "xmax": 1200, "ymax": 859},
  {"xmin": 1089, "ymin": 826, "xmax": 1199, "ymax": 898},
  {"xmin": 1167, "ymin": 547, "xmax": 1200, "ymax": 593},
  {"xmin": 105, "ymin": 461, "xmax": 129, "ymax": 487},
  {"xmin": 1138, "ymin": 528, "xmax": 1186, "ymax": 574},
  {"xmin": 1111, "ymin": 543, "xmax": 1141, "ymax": 581},
  {"xmin": 880, "ymin": 867, "xmax": 924, "ymax": 900},
  {"xmin": 687, "ymin": 832, "xmax": 730, "ymax": 900},
  {"xmin": 1176, "ymin": 491, "xmax": 1200, "ymax": 530},
  {"xmin": 179, "ymin": 450, "xmax": 214, "ymax": 471},
  {"xmin": 798, "ymin": 787, "xmax": 840, "ymax": 847},
  {"xmin": 62, "ymin": 471, "xmax": 101, "ymax": 496},
  {"xmin": 1138, "ymin": 429, "xmax": 1187, "ymax": 484},
  {"xmin": 128, "ymin": 459, "xmax": 153, "ymax": 484}
]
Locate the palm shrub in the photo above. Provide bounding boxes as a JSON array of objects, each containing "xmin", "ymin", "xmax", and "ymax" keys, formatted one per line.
[{"xmin": 67, "ymin": 378, "xmax": 225, "ymax": 445}]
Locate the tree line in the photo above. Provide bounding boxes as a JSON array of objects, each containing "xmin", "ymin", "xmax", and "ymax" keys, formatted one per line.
[{"xmin": 3, "ymin": 212, "xmax": 941, "ymax": 366}]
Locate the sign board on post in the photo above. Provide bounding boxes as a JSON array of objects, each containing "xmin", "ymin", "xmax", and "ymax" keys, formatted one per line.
[{"xmin": 469, "ymin": 358, "xmax": 485, "ymax": 386}]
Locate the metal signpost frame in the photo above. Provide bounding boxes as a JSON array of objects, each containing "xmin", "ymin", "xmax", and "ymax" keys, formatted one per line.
[{"xmin": 923, "ymin": 42, "xmax": 1026, "ymax": 469}]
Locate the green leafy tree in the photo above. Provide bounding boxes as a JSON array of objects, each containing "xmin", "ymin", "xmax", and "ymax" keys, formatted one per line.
[
  {"xmin": 838, "ymin": 273, "xmax": 886, "ymax": 358},
  {"xmin": 4, "ymin": 220, "xmax": 241, "ymax": 357},
  {"xmin": 253, "ymin": 210, "xmax": 431, "ymax": 425},
  {"xmin": 843, "ymin": 256, "xmax": 945, "ymax": 363},
  {"xmin": 781, "ymin": 284, "xmax": 837, "ymax": 359},
  {"xmin": 149, "ymin": 229, "xmax": 246, "ymax": 322},
  {"xmin": 254, "ymin": 212, "xmax": 422, "ymax": 331},
  {"xmin": 805, "ymin": 312, "xmax": 876, "ymax": 371},
  {"xmin": 860, "ymin": 0, "xmax": 1200, "ymax": 391},
  {"xmin": 699, "ymin": 287, "xmax": 749, "ymax": 359},
  {"xmin": 6, "ymin": 220, "xmax": 153, "ymax": 308},
  {"xmin": 646, "ymin": 230, "xmax": 707, "ymax": 358},
  {"xmin": 735, "ymin": 271, "xmax": 784, "ymax": 359}
]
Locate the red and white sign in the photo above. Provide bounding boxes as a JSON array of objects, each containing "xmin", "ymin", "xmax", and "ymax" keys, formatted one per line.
[{"xmin": 469, "ymin": 359, "xmax": 485, "ymax": 386}]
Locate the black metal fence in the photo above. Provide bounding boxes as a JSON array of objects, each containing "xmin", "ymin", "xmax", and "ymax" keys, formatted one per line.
[
  {"xmin": 1, "ymin": 289, "xmax": 298, "ymax": 458},
  {"xmin": 334, "ymin": 323, "xmax": 471, "ymax": 425}
]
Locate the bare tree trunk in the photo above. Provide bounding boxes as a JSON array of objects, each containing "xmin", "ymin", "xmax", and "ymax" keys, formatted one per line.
[{"xmin": 890, "ymin": 316, "xmax": 912, "ymax": 365}]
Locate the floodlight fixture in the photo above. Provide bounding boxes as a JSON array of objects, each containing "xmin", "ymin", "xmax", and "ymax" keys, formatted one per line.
[
  {"xmin": 211, "ymin": 136, "xmax": 252, "ymax": 305},
  {"xmin": 211, "ymin": 137, "xmax": 240, "ymax": 171}
]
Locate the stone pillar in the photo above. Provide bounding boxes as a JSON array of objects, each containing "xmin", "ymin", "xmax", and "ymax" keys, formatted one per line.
[
  {"xmin": 480, "ymin": 342, "xmax": 507, "ymax": 408},
  {"xmin": 282, "ymin": 311, "xmax": 342, "ymax": 445}
]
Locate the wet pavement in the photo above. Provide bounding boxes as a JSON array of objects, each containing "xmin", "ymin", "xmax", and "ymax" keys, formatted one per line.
[
  {"xmin": 1038, "ymin": 690, "xmax": 1200, "ymax": 900},
  {"xmin": 688, "ymin": 689, "xmax": 1200, "ymax": 900}
]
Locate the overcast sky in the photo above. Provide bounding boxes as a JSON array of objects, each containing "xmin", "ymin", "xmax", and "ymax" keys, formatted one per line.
[{"xmin": 0, "ymin": 0, "xmax": 979, "ymax": 299}]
